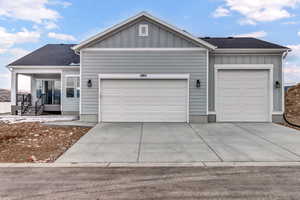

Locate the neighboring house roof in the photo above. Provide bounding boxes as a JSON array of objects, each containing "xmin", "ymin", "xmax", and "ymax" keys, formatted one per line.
[
  {"xmin": 8, "ymin": 44, "xmax": 79, "ymax": 66},
  {"xmin": 200, "ymin": 37, "xmax": 289, "ymax": 49},
  {"xmin": 72, "ymin": 12, "xmax": 217, "ymax": 51}
]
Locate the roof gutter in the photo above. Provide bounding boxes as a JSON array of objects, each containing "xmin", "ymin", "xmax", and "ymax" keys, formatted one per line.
[
  {"xmin": 213, "ymin": 48, "xmax": 290, "ymax": 54},
  {"xmin": 283, "ymin": 49, "xmax": 292, "ymax": 59}
]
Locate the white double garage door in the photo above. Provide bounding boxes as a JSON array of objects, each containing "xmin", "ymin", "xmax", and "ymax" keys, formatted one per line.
[{"xmin": 98, "ymin": 66, "xmax": 272, "ymax": 123}]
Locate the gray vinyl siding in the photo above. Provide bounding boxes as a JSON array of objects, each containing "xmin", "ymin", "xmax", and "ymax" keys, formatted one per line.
[
  {"xmin": 89, "ymin": 19, "xmax": 201, "ymax": 48},
  {"xmin": 81, "ymin": 50, "xmax": 207, "ymax": 120},
  {"xmin": 208, "ymin": 54, "xmax": 283, "ymax": 112},
  {"xmin": 61, "ymin": 69, "xmax": 80, "ymax": 113}
]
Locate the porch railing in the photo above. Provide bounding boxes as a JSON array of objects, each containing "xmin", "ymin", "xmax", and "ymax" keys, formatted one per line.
[{"xmin": 16, "ymin": 94, "xmax": 32, "ymax": 115}]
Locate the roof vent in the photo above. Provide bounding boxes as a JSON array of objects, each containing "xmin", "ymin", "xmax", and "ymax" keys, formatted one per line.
[
  {"xmin": 227, "ymin": 36, "xmax": 234, "ymax": 39},
  {"xmin": 204, "ymin": 37, "xmax": 211, "ymax": 39}
]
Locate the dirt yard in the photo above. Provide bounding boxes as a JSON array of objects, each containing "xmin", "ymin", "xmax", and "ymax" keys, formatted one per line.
[
  {"xmin": 278, "ymin": 84, "xmax": 300, "ymax": 130},
  {"xmin": 0, "ymin": 122, "xmax": 90, "ymax": 163}
]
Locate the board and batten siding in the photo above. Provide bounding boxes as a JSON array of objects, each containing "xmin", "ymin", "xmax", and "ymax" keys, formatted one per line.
[
  {"xmin": 81, "ymin": 50, "xmax": 207, "ymax": 122},
  {"xmin": 208, "ymin": 54, "xmax": 283, "ymax": 112},
  {"xmin": 89, "ymin": 19, "xmax": 202, "ymax": 48},
  {"xmin": 61, "ymin": 69, "xmax": 80, "ymax": 114}
]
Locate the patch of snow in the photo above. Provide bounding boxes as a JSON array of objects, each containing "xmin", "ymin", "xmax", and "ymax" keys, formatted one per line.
[{"xmin": 0, "ymin": 115, "xmax": 78, "ymax": 124}]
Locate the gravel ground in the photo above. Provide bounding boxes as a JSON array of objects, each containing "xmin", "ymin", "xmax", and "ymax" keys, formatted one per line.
[
  {"xmin": 0, "ymin": 122, "xmax": 90, "ymax": 162},
  {"xmin": 0, "ymin": 167, "xmax": 300, "ymax": 199}
]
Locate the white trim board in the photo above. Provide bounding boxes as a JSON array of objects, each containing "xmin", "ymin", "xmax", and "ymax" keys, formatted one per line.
[
  {"xmin": 98, "ymin": 73, "xmax": 190, "ymax": 123},
  {"xmin": 13, "ymin": 69, "xmax": 63, "ymax": 74},
  {"xmin": 82, "ymin": 48, "xmax": 206, "ymax": 52},
  {"xmin": 214, "ymin": 49, "xmax": 289, "ymax": 53},
  {"xmin": 98, "ymin": 74, "xmax": 190, "ymax": 80},
  {"xmin": 65, "ymin": 74, "xmax": 80, "ymax": 77},
  {"xmin": 206, "ymin": 49, "xmax": 209, "ymax": 115},
  {"xmin": 214, "ymin": 64, "xmax": 274, "ymax": 122},
  {"xmin": 72, "ymin": 12, "xmax": 216, "ymax": 51},
  {"xmin": 9, "ymin": 65, "xmax": 79, "ymax": 69}
]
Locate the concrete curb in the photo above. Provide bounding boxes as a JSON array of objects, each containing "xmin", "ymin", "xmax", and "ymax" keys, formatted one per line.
[{"xmin": 1, "ymin": 162, "xmax": 300, "ymax": 168}]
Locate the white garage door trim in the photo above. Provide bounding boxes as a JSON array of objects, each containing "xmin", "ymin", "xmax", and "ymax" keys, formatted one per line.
[
  {"xmin": 98, "ymin": 74, "xmax": 190, "ymax": 123},
  {"xmin": 214, "ymin": 64, "xmax": 274, "ymax": 122}
]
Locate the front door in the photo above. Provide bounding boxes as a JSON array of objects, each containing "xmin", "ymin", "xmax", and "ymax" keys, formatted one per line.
[{"xmin": 36, "ymin": 80, "xmax": 61, "ymax": 104}]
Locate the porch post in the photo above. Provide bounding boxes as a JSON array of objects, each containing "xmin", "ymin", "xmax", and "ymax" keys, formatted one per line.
[
  {"xmin": 11, "ymin": 71, "xmax": 18, "ymax": 114},
  {"xmin": 11, "ymin": 71, "xmax": 18, "ymax": 106},
  {"xmin": 30, "ymin": 75, "xmax": 36, "ymax": 104}
]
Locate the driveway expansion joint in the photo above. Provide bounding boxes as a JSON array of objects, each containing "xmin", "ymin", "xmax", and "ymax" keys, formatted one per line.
[
  {"xmin": 235, "ymin": 124, "xmax": 300, "ymax": 159},
  {"xmin": 136, "ymin": 123, "xmax": 143, "ymax": 163},
  {"xmin": 188, "ymin": 124, "xmax": 224, "ymax": 162}
]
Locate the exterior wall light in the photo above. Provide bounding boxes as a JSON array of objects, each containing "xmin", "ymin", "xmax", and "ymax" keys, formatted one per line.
[
  {"xmin": 87, "ymin": 79, "xmax": 92, "ymax": 88},
  {"xmin": 275, "ymin": 81, "xmax": 281, "ymax": 89},
  {"xmin": 196, "ymin": 80, "xmax": 201, "ymax": 88}
]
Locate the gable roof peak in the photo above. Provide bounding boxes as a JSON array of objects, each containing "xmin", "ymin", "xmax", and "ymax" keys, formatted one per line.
[{"xmin": 72, "ymin": 12, "xmax": 217, "ymax": 51}]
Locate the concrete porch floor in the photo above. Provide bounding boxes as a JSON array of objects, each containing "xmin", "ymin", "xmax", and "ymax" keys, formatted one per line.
[{"xmin": 56, "ymin": 122, "xmax": 300, "ymax": 163}]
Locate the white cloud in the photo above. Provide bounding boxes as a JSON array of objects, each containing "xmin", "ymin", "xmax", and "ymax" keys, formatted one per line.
[
  {"xmin": 48, "ymin": 32, "xmax": 76, "ymax": 41},
  {"xmin": 234, "ymin": 31, "xmax": 267, "ymax": 38},
  {"xmin": 215, "ymin": 0, "xmax": 300, "ymax": 24},
  {"xmin": 0, "ymin": 27, "xmax": 40, "ymax": 53},
  {"xmin": 44, "ymin": 21, "xmax": 59, "ymax": 30},
  {"xmin": 239, "ymin": 19, "xmax": 256, "ymax": 25},
  {"xmin": 287, "ymin": 44, "xmax": 300, "ymax": 60},
  {"xmin": 0, "ymin": 0, "xmax": 60, "ymax": 23},
  {"xmin": 8, "ymin": 48, "xmax": 29, "ymax": 59},
  {"xmin": 0, "ymin": 0, "xmax": 71, "ymax": 30},
  {"xmin": 284, "ymin": 44, "xmax": 300, "ymax": 85},
  {"xmin": 48, "ymin": 1, "xmax": 72, "ymax": 8},
  {"xmin": 213, "ymin": 6, "xmax": 230, "ymax": 18},
  {"xmin": 282, "ymin": 21, "xmax": 299, "ymax": 25},
  {"xmin": 284, "ymin": 63, "xmax": 300, "ymax": 85},
  {"xmin": 298, "ymin": 31, "xmax": 300, "ymax": 36}
]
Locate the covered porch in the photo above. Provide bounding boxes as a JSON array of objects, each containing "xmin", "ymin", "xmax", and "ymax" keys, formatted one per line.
[
  {"xmin": 11, "ymin": 69, "xmax": 62, "ymax": 115},
  {"xmin": 10, "ymin": 66, "xmax": 80, "ymax": 116}
]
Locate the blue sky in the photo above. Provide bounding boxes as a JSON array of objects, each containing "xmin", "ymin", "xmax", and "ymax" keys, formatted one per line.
[{"xmin": 1, "ymin": 0, "xmax": 300, "ymax": 90}]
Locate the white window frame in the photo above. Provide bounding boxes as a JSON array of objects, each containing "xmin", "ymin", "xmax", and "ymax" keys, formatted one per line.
[
  {"xmin": 214, "ymin": 64, "xmax": 274, "ymax": 122},
  {"xmin": 98, "ymin": 73, "xmax": 190, "ymax": 123},
  {"xmin": 65, "ymin": 75, "xmax": 80, "ymax": 99},
  {"xmin": 138, "ymin": 24, "xmax": 149, "ymax": 37}
]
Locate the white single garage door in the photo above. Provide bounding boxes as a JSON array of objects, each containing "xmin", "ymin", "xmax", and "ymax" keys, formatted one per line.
[
  {"xmin": 216, "ymin": 69, "xmax": 271, "ymax": 122},
  {"xmin": 100, "ymin": 79, "xmax": 188, "ymax": 122}
]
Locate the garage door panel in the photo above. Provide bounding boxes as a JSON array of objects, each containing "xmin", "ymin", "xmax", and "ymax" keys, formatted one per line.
[
  {"xmin": 100, "ymin": 79, "xmax": 188, "ymax": 122},
  {"xmin": 102, "ymin": 98, "xmax": 187, "ymax": 105},
  {"xmin": 103, "ymin": 113, "xmax": 186, "ymax": 122},
  {"xmin": 217, "ymin": 69, "xmax": 270, "ymax": 122},
  {"xmin": 102, "ymin": 91, "xmax": 186, "ymax": 97}
]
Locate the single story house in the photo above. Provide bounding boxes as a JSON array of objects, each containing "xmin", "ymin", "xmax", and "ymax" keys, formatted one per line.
[{"xmin": 7, "ymin": 12, "xmax": 290, "ymax": 123}]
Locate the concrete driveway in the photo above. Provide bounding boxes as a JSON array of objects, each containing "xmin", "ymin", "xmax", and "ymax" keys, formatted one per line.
[{"xmin": 57, "ymin": 123, "xmax": 300, "ymax": 163}]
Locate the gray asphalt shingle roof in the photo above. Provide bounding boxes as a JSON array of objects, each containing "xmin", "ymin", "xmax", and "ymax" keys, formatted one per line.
[
  {"xmin": 8, "ymin": 44, "xmax": 79, "ymax": 66},
  {"xmin": 7, "ymin": 38, "xmax": 288, "ymax": 66},
  {"xmin": 200, "ymin": 37, "xmax": 289, "ymax": 49}
]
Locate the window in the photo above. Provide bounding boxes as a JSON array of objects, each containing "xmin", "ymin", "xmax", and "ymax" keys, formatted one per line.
[
  {"xmin": 66, "ymin": 76, "xmax": 80, "ymax": 98},
  {"xmin": 139, "ymin": 24, "xmax": 148, "ymax": 36}
]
